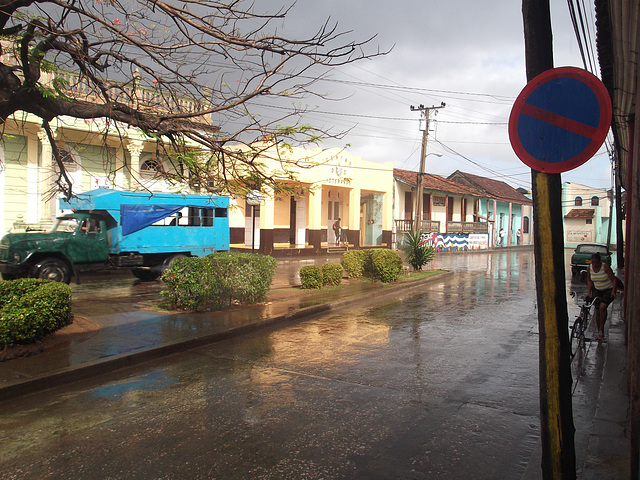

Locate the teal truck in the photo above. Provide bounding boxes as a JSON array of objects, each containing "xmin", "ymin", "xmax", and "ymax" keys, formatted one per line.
[
  {"xmin": 570, "ymin": 243, "xmax": 612, "ymax": 277},
  {"xmin": 0, "ymin": 189, "xmax": 230, "ymax": 283}
]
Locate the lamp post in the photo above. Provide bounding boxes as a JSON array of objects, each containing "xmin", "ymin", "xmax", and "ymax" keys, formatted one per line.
[{"xmin": 246, "ymin": 190, "xmax": 263, "ymax": 253}]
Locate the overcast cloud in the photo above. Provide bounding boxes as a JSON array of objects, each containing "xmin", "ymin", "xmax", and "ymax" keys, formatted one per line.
[{"xmin": 256, "ymin": 1, "xmax": 612, "ymax": 191}]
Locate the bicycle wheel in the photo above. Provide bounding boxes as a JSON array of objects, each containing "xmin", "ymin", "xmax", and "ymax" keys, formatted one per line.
[{"xmin": 570, "ymin": 318, "xmax": 584, "ymax": 359}]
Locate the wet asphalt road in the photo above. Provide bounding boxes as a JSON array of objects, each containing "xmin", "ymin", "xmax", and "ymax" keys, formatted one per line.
[{"xmin": 0, "ymin": 250, "xmax": 605, "ymax": 479}]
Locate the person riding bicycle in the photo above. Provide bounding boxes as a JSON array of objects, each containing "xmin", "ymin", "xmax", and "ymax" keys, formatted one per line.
[{"xmin": 586, "ymin": 252, "xmax": 617, "ymax": 341}]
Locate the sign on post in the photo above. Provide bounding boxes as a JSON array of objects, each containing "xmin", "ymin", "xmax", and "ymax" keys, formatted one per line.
[{"xmin": 509, "ymin": 66, "xmax": 611, "ymax": 173}]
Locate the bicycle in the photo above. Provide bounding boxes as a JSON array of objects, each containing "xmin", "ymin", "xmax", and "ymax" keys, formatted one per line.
[{"xmin": 570, "ymin": 296, "xmax": 596, "ymax": 360}]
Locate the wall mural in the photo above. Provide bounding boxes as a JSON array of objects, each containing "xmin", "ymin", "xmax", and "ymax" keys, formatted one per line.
[{"xmin": 421, "ymin": 232, "xmax": 490, "ymax": 251}]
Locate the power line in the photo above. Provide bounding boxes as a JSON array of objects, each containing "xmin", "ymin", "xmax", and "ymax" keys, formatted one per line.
[
  {"xmin": 248, "ymin": 101, "xmax": 507, "ymax": 125},
  {"xmin": 434, "ymin": 139, "xmax": 532, "ymax": 188},
  {"xmin": 298, "ymin": 75, "xmax": 515, "ymax": 102}
]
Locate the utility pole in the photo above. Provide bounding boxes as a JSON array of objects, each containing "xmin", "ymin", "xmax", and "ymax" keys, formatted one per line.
[
  {"xmin": 410, "ymin": 102, "xmax": 445, "ymax": 231},
  {"xmin": 522, "ymin": 1, "xmax": 576, "ymax": 478}
]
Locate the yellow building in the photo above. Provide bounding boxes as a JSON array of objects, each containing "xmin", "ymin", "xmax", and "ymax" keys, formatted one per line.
[
  {"xmin": 229, "ymin": 145, "xmax": 394, "ymax": 255},
  {"xmin": 0, "ymin": 111, "xmax": 395, "ymax": 256},
  {"xmin": 0, "ymin": 112, "xmax": 192, "ymax": 233}
]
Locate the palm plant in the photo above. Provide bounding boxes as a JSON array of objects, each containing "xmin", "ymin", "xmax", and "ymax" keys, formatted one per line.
[{"xmin": 400, "ymin": 230, "xmax": 435, "ymax": 271}]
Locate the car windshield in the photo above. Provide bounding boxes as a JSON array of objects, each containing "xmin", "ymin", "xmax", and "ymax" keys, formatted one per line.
[
  {"xmin": 52, "ymin": 217, "xmax": 80, "ymax": 233},
  {"xmin": 576, "ymin": 244, "xmax": 608, "ymax": 254}
]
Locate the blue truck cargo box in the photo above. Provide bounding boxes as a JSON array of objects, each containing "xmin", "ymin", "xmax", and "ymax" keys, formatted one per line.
[{"xmin": 60, "ymin": 189, "xmax": 230, "ymax": 256}]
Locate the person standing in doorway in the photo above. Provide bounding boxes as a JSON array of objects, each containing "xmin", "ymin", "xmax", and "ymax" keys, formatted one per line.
[
  {"xmin": 586, "ymin": 252, "xmax": 617, "ymax": 341},
  {"xmin": 498, "ymin": 227, "xmax": 505, "ymax": 246},
  {"xmin": 332, "ymin": 218, "xmax": 341, "ymax": 246}
]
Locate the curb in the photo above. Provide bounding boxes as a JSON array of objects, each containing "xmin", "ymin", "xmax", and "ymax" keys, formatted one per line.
[{"xmin": 0, "ymin": 272, "xmax": 451, "ymax": 402}]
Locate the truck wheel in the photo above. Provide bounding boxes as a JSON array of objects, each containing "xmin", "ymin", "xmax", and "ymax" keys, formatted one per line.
[
  {"xmin": 131, "ymin": 267, "xmax": 162, "ymax": 281},
  {"xmin": 162, "ymin": 254, "xmax": 187, "ymax": 270},
  {"xmin": 31, "ymin": 258, "xmax": 71, "ymax": 284}
]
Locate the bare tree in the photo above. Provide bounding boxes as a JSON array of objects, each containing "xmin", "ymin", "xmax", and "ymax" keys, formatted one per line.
[{"xmin": 0, "ymin": 0, "xmax": 385, "ymax": 198}]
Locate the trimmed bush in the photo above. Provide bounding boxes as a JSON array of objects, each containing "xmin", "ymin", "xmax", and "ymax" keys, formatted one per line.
[
  {"xmin": 299, "ymin": 265, "xmax": 323, "ymax": 289},
  {"xmin": 204, "ymin": 252, "xmax": 277, "ymax": 305},
  {"xmin": 0, "ymin": 279, "xmax": 72, "ymax": 348},
  {"xmin": 161, "ymin": 257, "xmax": 212, "ymax": 311},
  {"xmin": 370, "ymin": 249, "xmax": 403, "ymax": 283},
  {"xmin": 341, "ymin": 250, "xmax": 370, "ymax": 278},
  {"xmin": 161, "ymin": 252, "xmax": 277, "ymax": 311},
  {"xmin": 321, "ymin": 263, "xmax": 344, "ymax": 286}
]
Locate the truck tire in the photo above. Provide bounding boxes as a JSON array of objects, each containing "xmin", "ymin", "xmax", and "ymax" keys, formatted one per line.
[
  {"xmin": 132, "ymin": 254, "xmax": 188, "ymax": 282},
  {"xmin": 162, "ymin": 254, "xmax": 187, "ymax": 270},
  {"xmin": 30, "ymin": 258, "xmax": 72, "ymax": 284},
  {"xmin": 131, "ymin": 267, "xmax": 162, "ymax": 281}
]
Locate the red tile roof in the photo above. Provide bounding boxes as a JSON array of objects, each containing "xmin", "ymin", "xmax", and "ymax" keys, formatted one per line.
[
  {"xmin": 447, "ymin": 170, "xmax": 533, "ymax": 205},
  {"xmin": 565, "ymin": 208, "xmax": 595, "ymax": 219},
  {"xmin": 394, "ymin": 168, "xmax": 484, "ymax": 196}
]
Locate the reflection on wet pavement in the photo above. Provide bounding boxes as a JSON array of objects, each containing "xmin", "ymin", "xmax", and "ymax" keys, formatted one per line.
[{"xmin": 0, "ymin": 250, "xmax": 612, "ymax": 479}]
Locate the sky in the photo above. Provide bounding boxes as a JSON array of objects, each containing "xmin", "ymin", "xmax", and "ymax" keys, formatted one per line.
[{"xmin": 251, "ymin": 0, "xmax": 613, "ymax": 192}]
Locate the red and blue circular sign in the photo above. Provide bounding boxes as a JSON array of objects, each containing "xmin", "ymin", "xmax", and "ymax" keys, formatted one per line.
[{"xmin": 508, "ymin": 67, "xmax": 612, "ymax": 174}]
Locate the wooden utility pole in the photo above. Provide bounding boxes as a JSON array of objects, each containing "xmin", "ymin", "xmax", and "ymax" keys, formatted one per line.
[
  {"xmin": 410, "ymin": 103, "xmax": 445, "ymax": 230},
  {"xmin": 522, "ymin": 1, "xmax": 576, "ymax": 479}
]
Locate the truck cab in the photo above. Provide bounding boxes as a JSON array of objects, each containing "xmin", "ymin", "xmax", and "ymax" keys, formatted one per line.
[{"xmin": 0, "ymin": 213, "xmax": 110, "ymax": 283}]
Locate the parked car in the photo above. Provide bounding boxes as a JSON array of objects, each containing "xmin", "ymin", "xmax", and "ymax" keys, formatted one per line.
[{"xmin": 570, "ymin": 243, "xmax": 612, "ymax": 276}]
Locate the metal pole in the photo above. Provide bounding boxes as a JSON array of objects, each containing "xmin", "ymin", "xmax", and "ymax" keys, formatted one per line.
[{"xmin": 251, "ymin": 205, "xmax": 256, "ymax": 254}]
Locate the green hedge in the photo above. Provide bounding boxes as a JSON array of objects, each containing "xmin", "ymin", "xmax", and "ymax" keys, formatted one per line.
[
  {"xmin": 341, "ymin": 249, "xmax": 403, "ymax": 283},
  {"xmin": 341, "ymin": 250, "xmax": 369, "ymax": 278},
  {"xmin": 369, "ymin": 249, "xmax": 403, "ymax": 283},
  {"xmin": 161, "ymin": 252, "xmax": 277, "ymax": 311},
  {"xmin": 322, "ymin": 263, "xmax": 344, "ymax": 286},
  {"xmin": 299, "ymin": 265, "xmax": 323, "ymax": 289},
  {"xmin": 0, "ymin": 279, "xmax": 72, "ymax": 348}
]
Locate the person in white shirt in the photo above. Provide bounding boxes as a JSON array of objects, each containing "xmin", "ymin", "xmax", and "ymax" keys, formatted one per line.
[{"xmin": 586, "ymin": 253, "xmax": 617, "ymax": 341}]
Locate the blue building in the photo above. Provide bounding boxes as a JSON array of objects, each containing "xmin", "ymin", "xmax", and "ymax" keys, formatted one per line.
[{"xmin": 447, "ymin": 171, "xmax": 533, "ymax": 247}]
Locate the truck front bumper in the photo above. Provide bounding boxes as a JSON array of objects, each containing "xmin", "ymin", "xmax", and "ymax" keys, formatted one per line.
[{"xmin": 0, "ymin": 262, "xmax": 29, "ymax": 278}]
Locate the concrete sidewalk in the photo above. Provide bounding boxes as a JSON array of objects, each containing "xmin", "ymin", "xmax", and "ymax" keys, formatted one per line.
[
  {"xmin": 580, "ymin": 299, "xmax": 630, "ymax": 479},
  {"xmin": 0, "ymin": 257, "xmax": 631, "ymax": 478}
]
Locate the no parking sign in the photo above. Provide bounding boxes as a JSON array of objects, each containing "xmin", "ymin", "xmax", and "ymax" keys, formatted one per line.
[{"xmin": 508, "ymin": 67, "xmax": 611, "ymax": 173}]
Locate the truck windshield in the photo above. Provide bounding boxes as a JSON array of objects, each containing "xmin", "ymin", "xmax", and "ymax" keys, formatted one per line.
[{"xmin": 52, "ymin": 218, "xmax": 80, "ymax": 233}]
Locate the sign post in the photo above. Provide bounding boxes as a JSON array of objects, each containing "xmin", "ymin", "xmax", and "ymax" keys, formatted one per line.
[{"xmin": 509, "ymin": 62, "xmax": 611, "ymax": 479}]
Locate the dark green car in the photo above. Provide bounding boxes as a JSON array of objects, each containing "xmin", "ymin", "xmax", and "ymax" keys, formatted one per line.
[{"xmin": 570, "ymin": 243, "xmax": 612, "ymax": 276}]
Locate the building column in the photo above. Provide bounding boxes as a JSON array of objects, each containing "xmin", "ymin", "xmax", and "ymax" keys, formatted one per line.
[
  {"xmin": 127, "ymin": 141, "xmax": 144, "ymax": 190},
  {"xmin": 508, "ymin": 202, "xmax": 513, "ymax": 246},
  {"xmin": 349, "ymin": 187, "xmax": 360, "ymax": 247},
  {"xmin": 26, "ymin": 135, "xmax": 40, "ymax": 224},
  {"xmin": 113, "ymin": 146, "xmax": 125, "ymax": 190},
  {"xmin": 259, "ymin": 187, "xmax": 275, "ymax": 255},
  {"xmin": 37, "ymin": 127, "xmax": 56, "ymax": 222},
  {"xmin": 493, "ymin": 199, "xmax": 498, "ymax": 247},
  {"xmin": 382, "ymin": 191, "xmax": 392, "ymax": 247},
  {"xmin": 308, "ymin": 184, "xmax": 323, "ymax": 252}
]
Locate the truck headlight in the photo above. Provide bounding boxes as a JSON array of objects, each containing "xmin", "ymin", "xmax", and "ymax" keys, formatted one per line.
[{"xmin": 12, "ymin": 252, "xmax": 21, "ymax": 262}]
